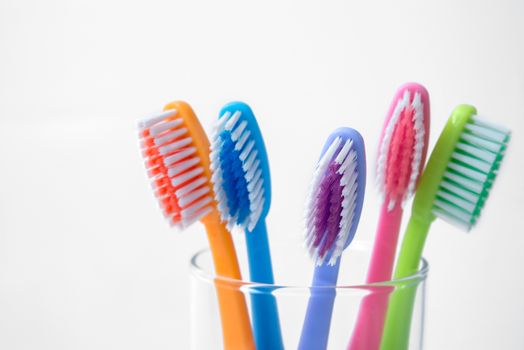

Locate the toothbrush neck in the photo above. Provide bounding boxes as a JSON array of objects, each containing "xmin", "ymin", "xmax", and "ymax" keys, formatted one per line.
[
  {"xmin": 365, "ymin": 203, "xmax": 404, "ymax": 284},
  {"xmin": 313, "ymin": 261, "xmax": 341, "ymax": 286},
  {"xmin": 201, "ymin": 208, "xmax": 222, "ymax": 226},
  {"xmin": 410, "ymin": 206, "xmax": 436, "ymax": 226}
]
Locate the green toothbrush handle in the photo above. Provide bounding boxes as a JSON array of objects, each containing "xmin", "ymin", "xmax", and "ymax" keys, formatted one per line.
[
  {"xmin": 380, "ymin": 215, "xmax": 431, "ymax": 350},
  {"xmin": 395, "ymin": 216, "xmax": 431, "ymax": 278}
]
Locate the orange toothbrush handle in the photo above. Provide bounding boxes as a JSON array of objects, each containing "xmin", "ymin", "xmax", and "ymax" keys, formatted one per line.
[{"xmin": 202, "ymin": 211, "xmax": 255, "ymax": 350}]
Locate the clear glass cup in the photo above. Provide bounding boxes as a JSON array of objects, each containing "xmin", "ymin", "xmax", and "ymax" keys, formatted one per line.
[{"xmin": 189, "ymin": 240, "xmax": 428, "ymax": 350}]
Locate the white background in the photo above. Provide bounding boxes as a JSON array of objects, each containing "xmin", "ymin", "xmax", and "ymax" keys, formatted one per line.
[{"xmin": 1, "ymin": 0, "xmax": 523, "ymax": 349}]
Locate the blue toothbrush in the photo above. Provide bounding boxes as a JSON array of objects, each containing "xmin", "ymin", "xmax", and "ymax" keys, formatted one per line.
[
  {"xmin": 298, "ymin": 128, "xmax": 367, "ymax": 350},
  {"xmin": 210, "ymin": 101, "xmax": 283, "ymax": 350}
]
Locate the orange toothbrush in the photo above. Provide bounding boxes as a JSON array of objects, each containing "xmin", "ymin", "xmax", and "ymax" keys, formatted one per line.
[{"xmin": 138, "ymin": 101, "xmax": 255, "ymax": 350}]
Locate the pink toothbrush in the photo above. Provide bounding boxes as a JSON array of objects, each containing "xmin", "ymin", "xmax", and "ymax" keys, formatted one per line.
[{"xmin": 347, "ymin": 83, "xmax": 430, "ymax": 350}]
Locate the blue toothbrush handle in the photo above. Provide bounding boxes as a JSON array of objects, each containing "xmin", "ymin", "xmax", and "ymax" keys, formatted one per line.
[
  {"xmin": 298, "ymin": 262, "xmax": 341, "ymax": 350},
  {"xmin": 245, "ymin": 220, "xmax": 284, "ymax": 350}
]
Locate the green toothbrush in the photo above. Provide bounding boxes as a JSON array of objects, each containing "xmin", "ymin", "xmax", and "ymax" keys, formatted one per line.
[{"xmin": 380, "ymin": 105, "xmax": 511, "ymax": 350}]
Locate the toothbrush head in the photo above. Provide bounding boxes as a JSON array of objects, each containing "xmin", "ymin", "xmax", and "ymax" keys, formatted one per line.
[
  {"xmin": 138, "ymin": 101, "xmax": 217, "ymax": 229},
  {"xmin": 305, "ymin": 128, "xmax": 366, "ymax": 266},
  {"xmin": 376, "ymin": 83, "xmax": 430, "ymax": 210},
  {"xmin": 210, "ymin": 102, "xmax": 271, "ymax": 232},
  {"xmin": 412, "ymin": 105, "xmax": 510, "ymax": 231}
]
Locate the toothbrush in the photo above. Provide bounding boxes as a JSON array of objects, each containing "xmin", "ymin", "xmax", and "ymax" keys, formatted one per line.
[
  {"xmin": 298, "ymin": 128, "xmax": 366, "ymax": 350},
  {"xmin": 209, "ymin": 101, "xmax": 284, "ymax": 350},
  {"xmin": 380, "ymin": 105, "xmax": 511, "ymax": 350},
  {"xmin": 348, "ymin": 83, "xmax": 430, "ymax": 350},
  {"xmin": 138, "ymin": 101, "xmax": 255, "ymax": 350}
]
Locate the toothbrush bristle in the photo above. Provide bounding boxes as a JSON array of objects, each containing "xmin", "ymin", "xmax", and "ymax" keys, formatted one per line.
[
  {"xmin": 432, "ymin": 115, "xmax": 510, "ymax": 231},
  {"xmin": 210, "ymin": 110, "xmax": 266, "ymax": 232},
  {"xmin": 376, "ymin": 88, "xmax": 427, "ymax": 210},
  {"xmin": 305, "ymin": 137, "xmax": 360, "ymax": 266},
  {"xmin": 138, "ymin": 109, "xmax": 213, "ymax": 228}
]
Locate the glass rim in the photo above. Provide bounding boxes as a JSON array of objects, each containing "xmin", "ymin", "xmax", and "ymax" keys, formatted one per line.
[{"xmin": 189, "ymin": 243, "xmax": 429, "ymax": 290}]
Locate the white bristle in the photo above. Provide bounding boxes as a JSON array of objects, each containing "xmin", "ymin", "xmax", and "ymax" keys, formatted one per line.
[
  {"xmin": 178, "ymin": 186, "xmax": 211, "ymax": 207},
  {"xmin": 405, "ymin": 92, "xmax": 425, "ymax": 205},
  {"xmin": 247, "ymin": 170, "xmax": 262, "ymax": 192},
  {"xmin": 249, "ymin": 179, "xmax": 265, "ymax": 205},
  {"xmin": 239, "ymin": 141, "xmax": 255, "ymax": 161},
  {"xmin": 471, "ymin": 115, "xmax": 511, "ymax": 137},
  {"xmin": 470, "ymin": 115, "xmax": 510, "ymax": 135},
  {"xmin": 154, "ymin": 128, "xmax": 188, "ymax": 146},
  {"xmin": 217, "ymin": 111, "xmax": 231, "ymax": 126},
  {"xmin": 436, "ymin": 190, "xmax": 476, "ymax": 213},
  {"xmin": 150, "ymin": 180, "xmax": 167, "ymax": 193},
  {"xmin": 338, "ymin": 148, "xmax": 356, "ymax": 175},
  {"xmin": 150, "ymin": 119, "xmax": 184, "ymax": 137},
  {"xmin": 225, "ymin": 111, "xmax": 241, "ymax": 130},
  {"xmin": 159, "ymin": 137, "xmax": 193, "ymax": 155},
  {"xmin": 249, "ymin": 191, "xmax": 264, "ymax": 214},
  {"xmin": 327, "ymin": 149, "xmax": 359, "ymax": 266},
  {"xmin": 210, "ymin": 161, "xmax": 222, "ymax": 182},
  {"xmin": 243, "ymin": 150, "xmax": 258, "ymax": 172},
  {"xmin": 335, "ymin": 140, "xmax": 352, "ymax": 164},
  {"xmin": 164, "ymin": 147, "xmax": 197, "ymax": 166},
  {"xmin": 181, "ymin": 196, "xmax": 213, "ymax": 217},
  {"xmin": 248, "ymin": 179, "xmax": 264, "ymax": 201},
  {"xmin": 248, "ymin": 205, "xmax": 264, "ymax": 232},
  {"xmin": 138, "ymin": 109, "xmax": 177, "ymax": 129},
  {"xmin": 216, "ymin": 197, "xmax": 229, "ymax": 220},
  {"xmin": 209, "ymin": 147, "xmax": 222, "ymax": 171},
  {"xmin": 145, "ymin": 162, "xmax": 161, "ymax": 177},
  {"xmin": 245, "ymin": 159, "xmax": 260, "ymax": 182},
  {"xmin": 432, "ymin": 115, "xmax": 510, "ymax": 231},
  {"xmin": 209, "ymin": 132, "xmax": 226, "ymax": 221},
  {"xmin": 171, "ymin": 167, "xmax": 204, "ymax": 187},
  {"xmin": 432, "ymin": 206, "xmax": 472, "ymax": 231},
  {"xmin": 212, "ymin": 183, "xmax": 225, "ymax": 203},
  {"xmin": 442, "ymin": 171, "xmax": 484, "ymax": 194},
  {"xmin": 451, "ymin": 152, "xmax": 491, "ymax": 174},
  {"xmin": 456, "ymin": 141, "xmax": 497, "ymax": 162},
  {"xmin": 447, "ymin": 162, "xmax": 488, "ymax": 183},
  {"xmin": 176, "ymin": 176, "xmax": 207, "ymax": 197},
  {"xmin": 464, "ymin": 122, "xmax": 507, "ymax": 144},
  {"xmin": 433, "ymin": 198, "xmax": 472, "ymax": 223},
  {"xmin": 235, "ymin": 130, "xmax": 251, "ymax": 150},
  {"xmin": 231, "ymin": 121, "xmax": 248, "ymax": 141},
  {"xmin": 226, "ymin": 214, "xmax": 238, "ymax": 231},
  {"xmin": 181, "ymin": 206, "xmax": 213, "ymax": 228},
  {"xmin": 439, "ymin": 180, "xmax": 478, "ymax": 203},
  {"xmin": 341, "ymin": 161, "xmax": 358, "ymax": 190},
  {"xmin": 211, "ymin": 113, "xmax": 230, "ymax": 142},
  {"xmin": 460, "ymin": 133, "xmax": 502, "ymax": 153},
  {"xmin": 167, "ymin": 157, "xmax": 200, "ymax": 177}
]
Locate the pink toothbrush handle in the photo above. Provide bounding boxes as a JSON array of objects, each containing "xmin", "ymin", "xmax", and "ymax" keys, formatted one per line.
[
  {"xmin": 367, "ymin": 204, "xmax": 403, "ymax": 283},
  {"xmin": 347, "ymin": 204, "xmax": 402, "ymax": 350}
]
